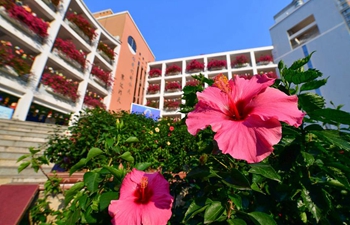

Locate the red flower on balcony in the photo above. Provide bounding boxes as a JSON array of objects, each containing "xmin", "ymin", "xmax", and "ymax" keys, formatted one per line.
[
  {"xmin": 164, "ymin": 99, "xmax": 180, "ymax": 108},
  {"xmin": 165, "ymin": 81, "xmax": 181, "ymax": 91},
  {"xmin": 257, "ymin": 54, "xmax": 273, "ymax": 63},
  {"xmin": 149, "ymin": 68, "xmax": 162, "ymax": 77},
  {"xmin": 53, "ymin": 38, "xmax": 87, "ymax": 68},
  {"xmin": 41, "ymin": 72, "xmax": 80, "ymax": 102},
  {"xmin": 232, "ymin": 55, "xmax": 249, "ymax": 67},
  {"xmin": 147, "ymin": 84, "xmax": 160, "ymax": 93},
  {"xmin": 97, "ymin": 42, "xmax": 116, "ymax": 61},
  {"xmin": 185, "ymin": 79, "xmax": 200, "ymax": 87},
  {"xmin": 186, "ymin": 59, "xmax": 204, "ymax": 72},
  {"xmin": 84, "ymin": 92, "xmax": 106, "ymax": 109},
  {"xmin": 165, "ymin": 64, "xmax": 181, "ymax": 75},
  {"xmin": 6, "ymin": 3, "xmax": 49, "ymax": 38},
  {"xmin": 207, "ymin": 59, "xmax": 227, "ymax": 70},
  {"xmin": 66, "ymin": 13, "xmax": 97, "ymax": 41},
  {"xmin": 90, "ymin": 65, "xmax": 113, "ymax": 87},
  {"xmin": 146, "ymin": 100, "xmax": 159, "ymax": 108}
]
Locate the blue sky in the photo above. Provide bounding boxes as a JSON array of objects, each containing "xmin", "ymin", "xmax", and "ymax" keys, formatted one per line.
[{"xmin": 83, "ymin": 1, "xmax": 292, "ymax": 61}]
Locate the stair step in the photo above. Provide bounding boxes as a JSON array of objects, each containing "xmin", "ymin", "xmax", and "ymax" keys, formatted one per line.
[
  {"xmin": 0, "ymin": 139, "xmax": 46, "ymax": 148},
  {"xmin": 0, "ymin": 165, "xmax": 52, "ymax": 176},
  {"xmin": 0, "ymin": 130, "xmax": 53, "ymax": 138},
  {"xmin": 0, "ymin": 175, "xmax": 48, "ymax": 184},
  {"xmin": 0, "ymin": 146, "xmax": 43, "ymax": 153},
  {"xmin": 1, "ymin": 135, "xmax": 48, "ymax": 142},
  {"xmin": 0, "ymin": 119, "xmax": 68, "ymax": 129}
]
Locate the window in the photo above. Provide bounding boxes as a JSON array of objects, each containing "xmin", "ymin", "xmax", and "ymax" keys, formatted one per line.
[
  {"xmin": 288, "ymin": 15, "xmax": 320, "ymax": 49},
  {"xmin": 128, "ymin": 36, "xmax": 137, "ymax": 53}
]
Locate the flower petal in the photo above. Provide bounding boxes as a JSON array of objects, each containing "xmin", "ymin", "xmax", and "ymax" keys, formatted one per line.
[
  {"xmin": 119, "ymin": 168, "xmax": 143, "ymax": 200},
  {"xmin": 247, "ymin": 87, "xmax": 305, "ymax": 127},
  {"xmin": 141, "ymin": 201, "xmax": 173, "ymax": 225},
  {"xmin": 214, "ymin": 115, "xmax": 281, "ymax": 163},
  {"xmin": 186, "ymin": 87, "xmax": 229, "ymax": 135},
  {"xmin": 109, "ymin": 200, "xmax": 142, "ymax": 225}
]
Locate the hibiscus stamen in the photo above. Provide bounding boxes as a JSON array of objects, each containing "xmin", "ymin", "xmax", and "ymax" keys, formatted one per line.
[
  {"xmin": 214, "ymin": 74, "xmax": 241, "ymax": 120},
  {"xmin": 140, "ymin": 176, "xmax": 148, "ymax": 202}
]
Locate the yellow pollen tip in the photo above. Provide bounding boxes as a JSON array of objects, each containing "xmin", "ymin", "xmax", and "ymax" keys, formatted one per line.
[
  {"xmin": 213, "ymin": 74, "xmax": 230, "ymax": 93},
  {"xmin": 141, "ymin": 177, "xmax": 148, "ymax": 189}
]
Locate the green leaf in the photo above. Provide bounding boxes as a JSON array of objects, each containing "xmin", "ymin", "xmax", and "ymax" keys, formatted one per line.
[
  {"xmin": 301, "ymin": 188, "xmax": 322, "ymax": 222},
  {"xmin": 204, "ymin": 201, "xmax": 225, "ymax": 224},
  {"xmin": 309, "ymin": 108, "xmax": 350, "ymax": 126},
  {"xmin": 249, "ymin": 164, "xmax": 281, "ymax": 182},
  {"xmin": 134, "ymin": 162, "xmax": 152, "ymax": 171},
  {"xmin": 103, "ymin": 166, "xmax": 125, "ymax": 181},
  {"xmin": 300, "ymin": 151, "xmax": 315, "ymax": 167},
  {"xmin": 300, "ymin": 78, "xmax": 328, "ymax": 92},
  {"xmin": 18, "ymin": 161, "xmax": 30, "ymax": 173},
  {"xmin": 99, "ymin": 192, "xmax": 119, "ymax": 211},
  {"xmin": 223, "ymin": 169, "xmax": 251, "ymax": 190},
  {"xmin": 84, "ymin": 172, "xmax": 102, "ymax": 192},
  {"xmin": 29, "ymin": 148, "xmax": 41, "ymax": 155},
  {"xmin": 251, "ymin": 182, "xmax": 265, "ymax": 194},
  {"xmin": 17, "ymin": 154, "xmax": 29, "ymax": 162},
  {"xmin": 289, "ymin": 51, "xmax": 315, "ymax": 70},
  {"xmin": 187, "ymin": 166, "xmax": 211, "ymax": 178},
  {"xmin": 66, "ymin": 209, "xmax": 80, "ymax": 225},
  {"xmin": 248, "ymin": 212, "xmax": 277, "ymax": 225},
  {"xmin": 65, "ymin": 182, "xmax": 84, "ymax": 205},
  {"xmin": 183, "ymin": 198, "xmax": 212, "ymax": 222},
  {"xmin": 228, "ymin": 194, "xmax": 242, "ymax": 210},
  {"xmin": 86, "ymin": 148, "xmax": 104, "ymax": 162},
  {"xmin": 311, "ymin": 130, "xmax": 350, "ymax": 151},
  {"xmin": 298, "ymin": 92, "xmax": 325, "ymax": 114},
  {"xmin": 227, "ymin": 219, "xmax": 247, "ymax": 225},
  {"xmin": 125, "ymin": 137, "xmax": 139, "ymax": 143},
  {"xmin": 119, "ymin": 151, "xmax": 134, "ymax": 163},
  {"xmin": 69, "ymin": 158, "xmax": 86, "ymax": 175}
]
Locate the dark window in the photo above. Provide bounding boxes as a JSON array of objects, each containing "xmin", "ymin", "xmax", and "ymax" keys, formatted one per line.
[{"xmin": 128, "ymin": 36, "xmax": 137, "ymax": 53}]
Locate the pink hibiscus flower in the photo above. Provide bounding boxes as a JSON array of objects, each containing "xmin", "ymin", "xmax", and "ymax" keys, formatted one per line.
[
  {"xmin": 108, "ymin": 168, "xmax": 173, "ymax": 225},
  {"xmin": 186, "ymin": 74, "xmax": 304, "ymax": 163}
]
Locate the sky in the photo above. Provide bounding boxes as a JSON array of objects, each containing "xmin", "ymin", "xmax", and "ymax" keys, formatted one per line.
[{"xmin": 83, "ymin": 1, "xmax": 292, "ymax": 61}]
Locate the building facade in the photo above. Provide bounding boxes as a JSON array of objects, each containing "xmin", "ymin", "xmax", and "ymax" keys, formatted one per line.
[
  {"xmin": 270, "ymin": 0, "xmax": 350, "ymax": 112},
  {"xmin": 93, "ymin": 10, "xmax": 155, "ymax": 112},
  {"xmin": 0, "ymin": 0, "xmax": 120, "ymax": 124},
  {"xmin": 145, "ymin": 46, "xmax": 277, "ymax": 121}
]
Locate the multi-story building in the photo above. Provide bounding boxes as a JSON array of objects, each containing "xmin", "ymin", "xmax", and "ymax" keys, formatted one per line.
[
  {"xmin": 93, "ymin": 10, "xmax": 155, "ymax": 111},
  {"xmin": 270, "ymin": 0, "xmax": 350, "ymax": 112},
  {"xmin": 0, "ymin": 0, "xmax": 120, "ymax": 124},
  {"xmin": 145, "ymin": 46, "xmax": 277, "ymax": 121}
]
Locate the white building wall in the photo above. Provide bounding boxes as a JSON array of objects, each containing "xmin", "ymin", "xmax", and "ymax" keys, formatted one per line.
[{"xmin": 270, "ymin": 0, "xmax": 350, "ymax": 112}]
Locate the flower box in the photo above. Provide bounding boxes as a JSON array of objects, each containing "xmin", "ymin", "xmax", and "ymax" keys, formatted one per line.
[
  {"xmin": 185, "ymin": 79, "xmax": 200, "ymax": 87},
  {"xmin": 97, "ymin": 42, "xmax": 115, "ymax": 62},
  {"xmin": 98, "ymin": 50, "xmax": 114, "ymax": 65},
  {"xmin": 165, "ymin": 81, "xmax": 182, "ymax": 92},
  {"xmin": 92, "ymin": 75, "xmax": 107, "ymax": 88},
  {"xmin": 232, "ymin": 55, "xmax": 249, "ymax": 68},
  {"xmin": 65, "ymin": 19, "xmax": 90, "ymax": 44},
  {"xmin": 164, "ymin": 99, "xmax": 180, "ymax": 111},
  {"xmin": 149, "ymin": 68, "xmax": 162, "ymax": 78},
  {"xmin": 147, "ymin": 84, "xmax": 160, "ymax": 94},
  {"xmin": 84, "ymin": 93, "xmax": 106, "ymax": 109},
  {"xmin": 90, "ymin": 65, "xmax": 112, "ymax": 88},
  {"xmin": 0, "ymin": 65, "xmax": 30, "ymax": 82},
  {"xmin": 186, "ymin": 60, "xmax": 204, "ymax": 72},
  {"xmin": 42, "ymin": 0, "xmax": 60, "ymax": 12},
  {"xmin": 257, "ymin": 55, "xmax": 273, "ymax": 66},
  {"xmin": 45, "ymin": 86, "xmax": 73, "ymax": 102},
  {"xmin": 146, "ymin": 100, "xmax": 159, "ymax": 108},
  {"xmin": 165, "ymin": 64, "xmax": 181, "ymax": 75},
  {"xmin": 164, "ymin": 107, "xmax": 178, "ymax": 112},
  {"xmin": 207, "ymin": 60, "xmax": 227, "ymax": 71},
  {"xmin": 53, "ymin": 48, "xmax": 83, "ymax": 71},
  {"xmin": 257, "ymin": 61, "xmax": 273, "ymax": 66}
]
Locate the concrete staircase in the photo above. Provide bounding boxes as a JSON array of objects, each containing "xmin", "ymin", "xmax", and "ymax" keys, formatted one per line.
[{"xmin": 0, "ymin": 119, "xmax": 68, "ymax": 185}]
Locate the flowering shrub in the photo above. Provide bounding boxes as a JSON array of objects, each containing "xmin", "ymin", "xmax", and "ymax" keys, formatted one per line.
[
  {"xmin": 185, "ymin": 79, "xmax": 200, "ymax": 87},
  {"xmin": 165, "ymin": 81, "xmax": 181, "ymax": 91},
  {"xmin": 232, "ymin": 55, "xmax": 249, "ymax": 67},
  {"xmin": 97, "ymin": 42, "xmax": 115, "ymax": 61},
  {"xmin": 6, "ymin": 3, "xmax": 49, "ymax": 38},
  {"xmin": 164, "ymin": 99, "xmax": 180, "ymax": 108},
  {"xmin": 90, "ymin": 65, "xmax": 113, "ymax": 87},
  {"xmin": 149, "ymin": 68, "xmax": 161, "ymax": 77},
  {"xmin": 41, "ymin": 72, "xmax": 79, "ymax": 101},
  {"xmin": 146, "ymin": 100, "xmax": 159, "ymax": 108},
  {"xmin": 165, "ymin": 64, "xmax": 181, "ymax": 75},
  {"xmin": 186, "ymin": 59, "xmax": 204, "ymax": 71},
  {"xmin": 0, "ymin": 40, "xmax": 34, "ymax": 76},
  {"xmin": 84, "ymin": 92, "xmax": 106, "ymax": 109},
  {"xmin": 147, "ymin": 84, "xmax": 160, "ymax": 93},
  {"xmin": 207, "ymin": 59, "xmax": 227, "ymax": 70},
  {"xmin": 257, "ymin": 54, "xmax": 273, "ymax": 62},
  {"xmin": 66, "ymin": 13, "xmax": 97, "ymax": 41},
  {"xmin": 53, "ymin": 38, "xmax": 86, "ymax": 68}
]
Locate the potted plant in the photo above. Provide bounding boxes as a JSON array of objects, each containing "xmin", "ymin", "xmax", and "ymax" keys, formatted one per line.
[
  {"xmin": 53, "ymin": 38, "xmax": 87, "ymax": 70},
  {"xmin": 232, "ymin": 55, "xmax": 249, "ymax": 68},
  {"xmin": 146, "ymin": 100, "xmax": 159, "ymax": 108},
  {"xmin": 257, "ymin": 54, "xmax": 273, "ymax": 65},
  {"xmin": 165, "ymin": 64, "xmax": 181, "ymax": 75},
  {"xmin": 97, "ymin": 42, "xmax": 115, "ymax": 62},
  {"xmin": 149, "ymin": 68, "xmax": 162, "ymax": 78},
  {"xmin": 165, "ymin": 81, "xmax": 181, "ymax": 92},
  {"xmin": 84, "ymin": 92, "xmax": 106, "ymax": 109},
  {"xmin": 186, "ymin": 59, "xmax": 204, "ymax": 73},
  {"xmin": 66, "ymin": 12, "xmax": 97, "ymax": 42},
  {"xmin": 147, "ymin": 84, "xmax": 160, "ymax": 94},
  {"xmin": 0, "ymin": 1, "xmax": 49, "ymax": 40},
  {"xmin": 90, "ymin": 65, "xmax": 113, "ymax": 88},
  {"xmin": 185, "ymin": 79, "xmax": 200, "ymax": 87},
  {"xmin": 207, "ymin": 59, "xmax": 227, "ymax": 71},
  {"xmin": 41, "ymin": 71, "xmax": 80, "ymax": 102},
  {"xmin": 164, "ymin": 99, "xmax": 180, "ymax": 111}
]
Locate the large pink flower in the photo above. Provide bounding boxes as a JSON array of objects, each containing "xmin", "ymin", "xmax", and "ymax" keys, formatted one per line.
[
  {"xmin": 186, "ymin": 74, "xmax": 304, "ymax": 163},
  {"xmin": 108, "ymin": 168, "xmax": 173, "ymax": 225}
]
